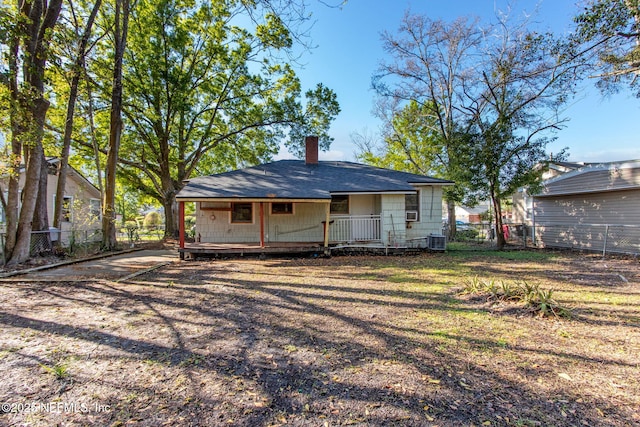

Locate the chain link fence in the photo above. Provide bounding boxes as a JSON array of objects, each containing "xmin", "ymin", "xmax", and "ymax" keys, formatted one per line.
[
  {"xmin": 0, "ymin": 224, "xmax": 168, "ymax": 265},
  {"xmin": 116, "ymin": 224, "xmax": 166, "ymax": 246},
  {"xmin": 447, "ymin": 222, "xmax": 640, "ymax": 256},
  {"xmin": 0, "ymin": 228, "xmax": 103, "ymax": 261}
]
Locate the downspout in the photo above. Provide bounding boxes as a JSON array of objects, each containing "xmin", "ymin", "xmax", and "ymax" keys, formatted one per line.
[
  {"xmin": 179, "ymin": 201, "xmax": 185, "ymax": 259},
  {"xmin": 259, "ymin": 202, "xmax": 265, "ymax": 247},
  {"xmin": 324, "ymin": 202, "xmax": 330, "ymax": 255}
]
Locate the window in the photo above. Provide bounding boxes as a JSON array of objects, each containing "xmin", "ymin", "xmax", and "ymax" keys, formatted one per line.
[
  {"xmin": 405, "ymin": 192, "xmax": 419, "ymax": 221},
  {"xmin": 231, "ymin": 203, "xmax": 253, "ymax": 223},
  {"xmin": 90, "ymin": 199, "xmax": 101, "ymax": 219},
  {"xmin": 62, "ymin": 196, "xmax": 73, "ymax": 222},
  {"xmin": 330, "ymin": 195, "xmax": 349, "ymax": 214},
  {"xmin": 271, "ymin": 202, "xmax": 293, "ymax": 215}
]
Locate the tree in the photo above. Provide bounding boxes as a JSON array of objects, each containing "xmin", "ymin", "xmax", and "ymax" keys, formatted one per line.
[
  {"xmin": 369, "ymin": 15, "xmax": 484, "ymax": 240},
  {"xmin": 370, "ymin": 10, "xmax": 581, "ymax": 249},
  {"xmin": 574, "ymin": 0, "xmax": 640, "ymax": 96},
  {"xmin": 1, "ymin": 0, "xmax": 63, "ymax": 265},
  {"xmin": 53, "ymin": 0, "xmax": 102, "ymax": 233},
  {"xmin": 463, "ymin": 25, "xmax": 576, "ymax": 249},
  {"xmin": 102, "ymin": 0, "xmax": 130, "ymax": 250},
  {"xmin": 94, "ymin": 0, "xmax": 338, "ymax": 238}
]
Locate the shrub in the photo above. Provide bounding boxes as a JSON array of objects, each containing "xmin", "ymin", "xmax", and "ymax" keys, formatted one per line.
[
  {"xmin": 455, "ymin": 229, "xmax": 479, "ymax": 241},
  {"xmin": 461, "ymin": 278, "xmax": 570, "ymax": 318},
  {"xmin": 143, "ymin": 211, "xmax": 162, "ymax": 230}
]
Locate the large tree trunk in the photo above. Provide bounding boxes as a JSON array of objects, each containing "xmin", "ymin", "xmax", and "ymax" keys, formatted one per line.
[
  {"xmin": 446, "ymin": 199, "xmax": 457, "ymax": 241},
  {"xmin": 31, "ymin": 151, "xmax": 51, "ymax": 255},
  {"xmin": 4, "ymin": 0, "xmax": 63, "ymax": 265},
  {"xmin": 54, "ymin": 0, "xmax": 102, "ymax": 231},
  {"xmin": 162, "ymin": 195, "xmax": 179, "ymax": 239},
  {"xmin": 8, "ymin": 142, "xmax": 45, "ymax": 265},
  {"xmin": 491, "ymin": 189, "xmax": 506, "ymax": 250},
  {"xmin": 102, "ymin": 0, "xmax": 129, "ymax": 250}
]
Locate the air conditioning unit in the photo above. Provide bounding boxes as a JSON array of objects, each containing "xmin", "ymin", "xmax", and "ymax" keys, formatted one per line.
[
  {"xmin": 427, "ymin": 234, "xmax": 446, "ymax": 251},
  {"xmin": 405, "ymin": 211, "xmax": 418, "ymax": 222}
]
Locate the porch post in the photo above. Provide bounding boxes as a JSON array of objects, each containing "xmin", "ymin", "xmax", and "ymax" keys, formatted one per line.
[
  {"xmin": 259, "ymin": 202, "xmax": 265, "ymax": 247},
  {"xmin": 178, "ymin": 201, "xmax": 185, "ymax": 257},
  {"xmin": 323, "ymin": 202, "xmax": 330, "ymax": 253}
]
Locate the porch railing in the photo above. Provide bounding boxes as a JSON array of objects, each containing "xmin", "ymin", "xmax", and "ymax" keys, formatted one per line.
[{"xmin": 329, "ymin": 215, "xmax": 381, "ymax": 243}]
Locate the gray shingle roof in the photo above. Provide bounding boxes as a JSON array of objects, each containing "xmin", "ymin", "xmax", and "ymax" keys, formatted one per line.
[{"xmin": 177, "ymin": 160, "xmax": 453, "ymax": 200}]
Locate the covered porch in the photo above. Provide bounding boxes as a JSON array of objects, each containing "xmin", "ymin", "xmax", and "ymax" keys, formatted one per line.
[
  {"xmin": 177, "ymin": 198, "xmax": 334, "ymax": 259},
  {"xmin": 176, "ymin": 199, "xmax": 389, "ymax": 258}
]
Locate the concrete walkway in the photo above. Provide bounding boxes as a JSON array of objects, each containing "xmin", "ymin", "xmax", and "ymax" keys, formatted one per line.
[{"xmin": 8, "ymin": 249, "xmax": 178, "ymax": 281}]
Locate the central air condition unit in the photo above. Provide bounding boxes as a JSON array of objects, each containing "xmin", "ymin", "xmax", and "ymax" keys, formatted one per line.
[
  {"xmin": 427, "ymin": 234, "xmax": 446, "ymax": 251},
  {"xmin": 405, "ymin": 211, "xmax": 418, "ymax": 222}
]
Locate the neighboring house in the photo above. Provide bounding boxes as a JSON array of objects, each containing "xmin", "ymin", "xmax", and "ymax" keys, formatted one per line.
[
  {"xmin": 512, "ymin": 161, "xmax": 590, "ymax": 224},
  {"xmin": 0, "ymin": 158, "xmax": 102, "ymax": 234},
  {"xmin": 531, "ymin": 160, "xmax": 640, "ymax": 254},
  {"xmin": 451, "ymin": 202, "xmax": 492, "ymax": 224},
  {"xmin": 175, "ymin": 137, "xmax": 453, "ymax": 257}
]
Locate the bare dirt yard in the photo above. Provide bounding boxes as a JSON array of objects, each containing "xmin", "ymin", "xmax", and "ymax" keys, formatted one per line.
[{"xmin": 0, "ymin": 248, "xmax": 638, "ymax": 426}]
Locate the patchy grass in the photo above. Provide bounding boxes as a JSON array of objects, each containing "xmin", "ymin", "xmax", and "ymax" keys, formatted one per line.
[{"xmin": 0, "ymin": 250, "xmax": 638, "ymax": 426}]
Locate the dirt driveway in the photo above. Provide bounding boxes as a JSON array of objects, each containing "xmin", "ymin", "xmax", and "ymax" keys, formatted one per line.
[
  {"xmin": 8, "ymin": 249, "xmax": 178, "ymax": 281},
  {"xmin": 0, "ymin": 250, "xmax": 638, "ymax": 426}
]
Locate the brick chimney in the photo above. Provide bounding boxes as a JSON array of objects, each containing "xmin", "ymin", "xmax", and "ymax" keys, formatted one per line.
[{"xmin": 305, "ymin": 136, "xmax": 319, "ymax": 165}]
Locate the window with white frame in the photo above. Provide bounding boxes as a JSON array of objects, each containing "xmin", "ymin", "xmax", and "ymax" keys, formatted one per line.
[{"xmin": 405, "ymin": 191, "xmax": 420, "ymax": 221}]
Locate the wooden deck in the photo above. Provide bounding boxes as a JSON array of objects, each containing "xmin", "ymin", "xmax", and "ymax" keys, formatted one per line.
[
  {"xmin": 179, "ymin": 242, "xmax": 329, "ymax": 259},
  {"xmin": 178, "ymin": 241, "xmax": 426, "ymax": 259}
]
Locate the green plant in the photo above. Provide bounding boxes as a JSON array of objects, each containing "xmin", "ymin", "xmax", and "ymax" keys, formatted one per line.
[
  {"xmin": 40, "ymin": 361, "xmax": 69, "ymax": 379},
  {"xmin": 499, "ymin": 280, "xmax": 520, "ymax": 301},
  {"xmin": 143, "ymin": 211, "xmax": 163, "ymax": 230},
  {"xmin": 459, "ymin": 278, "xmax": 570, "ymax": 318},
  {"xmin": 455, "ymin": 229, "xmax": 479, "ymax": 241},
  {"xmin": 462, "ymin": 276, "xmax": 483, "ymax": 294},
  {"xmin": 525, "ymin": 288, "xmax": 569, "ymax": 318}
]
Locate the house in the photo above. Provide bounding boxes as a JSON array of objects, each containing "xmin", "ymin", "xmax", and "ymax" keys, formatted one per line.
[
  {"xmin": 511, "ymin": 161, "xmax": 591, "ymax": 225},
  {"xmin": 531, "ymin": 160, "xmax": 640, "ymax": 254},
  {"xmin": 0, "ymin": 158, "xmax": 102, "ymax": 235},
  {"xmin": 175, "ymin": 137, "xmax": 454, "ymax": 258}
]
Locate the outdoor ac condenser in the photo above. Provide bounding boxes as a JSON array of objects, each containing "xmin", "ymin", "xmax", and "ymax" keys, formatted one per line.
[{"xmin": 427, "ymin": 234, "xmax": 446, "ymax": 251}]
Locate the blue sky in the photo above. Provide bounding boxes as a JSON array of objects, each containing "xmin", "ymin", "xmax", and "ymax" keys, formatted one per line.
[{"xmin": 279, "ymin": 0, "xmax": 640, "ymax": 163}]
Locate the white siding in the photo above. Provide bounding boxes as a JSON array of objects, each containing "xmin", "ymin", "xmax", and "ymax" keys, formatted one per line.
[
  {"xmin": 194, "ymin": 186, "xmax": 449, "ymax": 247},
  {"xmin": 349, "ymin": 194, "xmax": 380, "ymax": 215},
  {"xmin": 196, "ymin": 202, "xmax": 326, "ymax": 244},
  {"xmin": 380, "ymin": 194, "xmax": 406, "ymax": 246},
  {"xmin": 406, "ymin": 185, "xmax": 445, "ymax": 244}
]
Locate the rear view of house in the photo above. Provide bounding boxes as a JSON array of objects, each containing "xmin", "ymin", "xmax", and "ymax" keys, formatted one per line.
[{"xmin": 176, "ymin": 137, "xmax": 453, "ymax": 258}]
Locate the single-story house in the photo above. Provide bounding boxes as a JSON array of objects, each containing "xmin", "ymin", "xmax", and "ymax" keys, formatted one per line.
[
  {"xmin": 175, "ymin": 137, "xmax": 453, "ymax": 257},
  {"xmin": 531, "ymin": 160, "xmax": 640, "ymax": 254},
  {"xmin": 0, "ymin": 158, "xmax": 102, "ymax": 240}
]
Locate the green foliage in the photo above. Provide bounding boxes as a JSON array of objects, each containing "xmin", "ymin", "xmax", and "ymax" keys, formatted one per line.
[
  {"xmin": 185, "ymin": 215, "xmax": 196, "ymax": 238},
  {"xmin": 143, "ymin": 211, "xmax": 162, "ymax": 229},
  {"xmin": 574, "ymin": 0, "xmax": 640, "ymax": 96},
  {"xmin": 462, "ymin": 277, "xmax": 570, "ymax": 318},
  {"xmin": 40, "ymin": 361, "xmax": 69, "ymax": 379},
  {"xmin": 84, "ymin": 0, "xmax": 340, "ymax": 235},
  {"xmin": 455, "ymin": 229, "xmax": 479, "ymax": 241}
]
